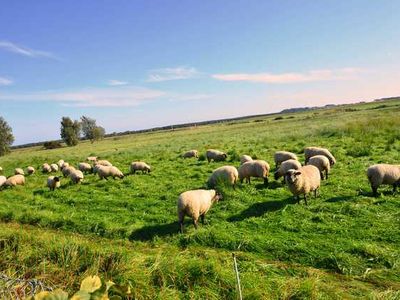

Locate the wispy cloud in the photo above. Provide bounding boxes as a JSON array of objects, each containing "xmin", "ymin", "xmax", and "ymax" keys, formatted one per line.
[
  {"xmin": 0, "ymin": 41, "xmax": 58, "ymax": 59},
  {"xmin": 147, "ymin": 66, "xmax": 200, "ymax": 82},
  {"xmin": 107, "ymin": 79, "xmax": 128, "ymax": 86},
  {"xmin": 0, "ymin": 77, "xmax": 13, "ymax": 86},
  {"xmin": 212, "ymin": 68, "xmax": 363, "ymax": 83}
]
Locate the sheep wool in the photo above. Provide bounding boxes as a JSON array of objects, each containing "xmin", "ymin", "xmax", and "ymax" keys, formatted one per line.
[
  {"xmin": 367, "ymin": 164, "xmax": 400, "ymax": 196},
  {"xmin": 285, "ymin": 165, "xmax": 321, "ymax": 205},
  {"xmin": 304, "ymin": 147, "xmax": 336, "ymax": 166},
  {"xmin": 47, "ymin": 176, "xmax": 61, "ymax": 191},
  {"xmin": 182, "ymin": 150, "xmax": 199, "ymax": 158},
  {"xmin": 97, "ymin": 165, "xmax": 124, "ymax": 179},
  {"xmin": 0, "ymin": 175, "xmax": 6, "ymax": 187},
  {"xmin": 5, "ymin": 174, "xmax": 25, "ymax": 187},
  {"xmin": 26, "ymin": 166, "xmax": 35, "ymax": 175},
  {"xmin": 78, "ymin": 162, "xmax": 93, "ymax": 173},
  {"xmin": 50, "ymin": 164, "xmax": 59, "ymax": 172},
  {"xmin": 15, "ymin": 168, "xmax": 25, "ymax": 176},
  {"xmin": 62, "ymin": 165, "xmax": 76, "ymax": 177},
  {"xmin": 274, "ymin": 159, "xmax": 302, "ymax": 180},
  {"xmin": 240, "ymin": 155, "xmax": 253, "ymax": 165},
  {"xmin": 130, "ymin": 162, "xmax": 151, "ymax": 174},
  {"xmin": 57, "ymin": 160, "xmax": 65, "ymax": 168},
  {"xmin": 207, "ymin": 166, "xmax": 238, "ymax": 188},
  {"xmin": 206, "ymin": 149, "xmax": 227, "ymax": 163},
  {"xmin": 307, "ymin": 155, "xmax": 330, "ymax": 180},
  {"xmin": 238, "ymin": 160, "xmax": 270, "ymax": 185},
  {"xmin": 274, "ymin": 151, "xmax": 298, "ymax": 167},
  {"xmin": 42, "ymin": 163, "xmax": 52, "ymax": 173},
  {"xmin": 96, "ymin": 160, "xmax": 112, "ymax": 167},
  {"xmin": 87, "ymin": 156, "xmax": 98, "ymax": 162},
  {"xmin": 69, "ymin": 170, "xmax": 84, "ymax": 184}
]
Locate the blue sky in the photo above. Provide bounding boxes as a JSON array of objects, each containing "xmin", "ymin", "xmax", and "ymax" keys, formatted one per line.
[{"xmin": 1, "ymin": 1, "xmax": 400, "ymax": 145}]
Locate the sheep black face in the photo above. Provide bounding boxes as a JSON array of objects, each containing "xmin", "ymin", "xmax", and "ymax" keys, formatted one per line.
[
  {"xmin": 285, "ymin": 170, "xmax": 301, "ymax": 184},
  {"xmin": 214, "ymin": 192, "xmax": 223, "ymax": 202},
  {"xmin": 54, "ymin": 177, "xmax": 60, "ymax": 182}
]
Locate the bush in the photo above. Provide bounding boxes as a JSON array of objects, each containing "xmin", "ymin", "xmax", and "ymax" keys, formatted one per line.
[{"xmin": 43, "ymin": 141, "xmax": 63, "ymax": 150}]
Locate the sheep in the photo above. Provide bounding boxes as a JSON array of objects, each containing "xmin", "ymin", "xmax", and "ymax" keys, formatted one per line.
[
  {"xmin": 50, "ymin": 164, "xmax": 59, "ymax": 172},
  {"xmin": 0, "ymin": 175, "xmax": 6, "ymax": 187},
  {"xmin": 57, "ymin": 160, "xmax": 65, "ymax": 168},
  {"xmin": 96, "ymin": 160, "xmax": 112, "ymax": 167},
  {"xmin": 14, "ymin": 168, "xmax": 25, "ymax": 176},
  {"xmin": 62, "ymin": 165, "xmax": 76, "ymax": 177},
  {"xmin": 206, "ymin": 149, "xmax": 227, "ymax": 163},
  {"xmin": 274, "ymin": 159, "xmax": 302, "ymax": 181},
  {"xmin": 207, "ymin": 166, "xmax": 238, "ymax": 189},
  {"xmin": 97, "ymin": 165, "xmax": 124, "ymax": 180},
  {"xmin": 307, "ymin": 155, "xmax": 330, "ymax": 180},
  {"xmin": 130, "ymin": 162, "xmax": 151, "ymax": 174},
  {"xmin": 367, "ymin": 164, "xmax": 400, "ymax": 196},
  {"xmin": 284, "ymin": 165, "xmax": 321, "ymax": 205},
  {"xmin": 238, "ymin": 160, "xmax": 270, "ymax": 185},
  {"xmin": 26, "ymin": 166, "xmax": 35, "ymax": 175},
  {"xmin": 182, "ymin": 150, "xmax": 199, "ymax": 159},
  {"xmin": 47, "ymin": 176, "xmax": 61, "ymax": 191},
  {"xmin": 62, "ymin": 162, "xmax": 69, "ymax": 168},
  {"xmin": 304, "ymin": 147, "xmax": 336, "ymax": 166},
  {"xmin": 274, "ymin": 151, "xmax": 298, "ymax": 168},
  {"xmin": 69, "ymin": 170, "xmax": 84, "ymax": 184},
  {"xmin": 42, "ymin": 163, "xmax": 52, "ymax": 173},
  {"xmin": 78, "ymin": 162, "xmax": 93, "ymax": 174},
  {"xmin": 4, "ymin": 174, "xmax": 25, "ymax": 187},
  {"xmin": 177, "ymin": 189, "xmax": 222, "ymax": 233},
  {"xmin": 240, "ymin": 155, "xmax": 253, "ymax": 165},
  {"xmin": 87, "ymin": 156, "xmax": 98, "ymax": 162}
]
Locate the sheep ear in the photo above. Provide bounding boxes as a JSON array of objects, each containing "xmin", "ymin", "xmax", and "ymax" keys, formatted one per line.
[{"xmin": 295, "ymin": 171, "xmax": 302, "ymax": 176}]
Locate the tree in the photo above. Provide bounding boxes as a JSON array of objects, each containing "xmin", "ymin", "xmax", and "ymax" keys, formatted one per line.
[
  {"xmin": 60, "ymin": 117, "xmax": 81, "ymax": 146},
  {"xmin": 0, "ymin": 117, "xmax": 15, "ymax": 156},
  {"xmin": 80, "ymin": 116, "xmax": 105, "ymax": 143}
]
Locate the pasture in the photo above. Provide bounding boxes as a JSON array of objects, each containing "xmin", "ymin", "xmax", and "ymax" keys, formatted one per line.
[{"xmin": 1, "ymin": 99, "xmax": 400, "ymax": 299}]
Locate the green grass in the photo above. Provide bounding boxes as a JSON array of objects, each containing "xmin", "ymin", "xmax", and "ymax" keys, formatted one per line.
[{"xmin": 1, "ymin": 99, "xmax": 400, "ymax": 299}]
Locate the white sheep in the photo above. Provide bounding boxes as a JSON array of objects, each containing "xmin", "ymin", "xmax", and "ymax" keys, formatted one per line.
[
  {"xmin": 26, "ymin": 166, "xmax": 35, "ymax": 175},
  {"xmin": 62, "ymin": 162, "xmax": 69, "ymax": 168},
  {"xmin": 42, "ymin": 163, "xmax": 52, "ymax": 173},
  {"xmin": 177, "ymin": 189, "xmax": 222, "ymax": 233},
  {"xmin": 304, "ymin": 147, "xmax": 336, "ymax": 166},
  {"xmin": 238, "ymin": 160, "xmax": 270, "ymax": 185},
  {"xmin": 367, "ymin": 164, "xmax": 400, "ymax": 196},
  {"xmin": 274, "ymin": 151, "xmax": 298, "ymax": 168},
  {"xmin": 206, "ymin": 149, "xmax": 227, "ymax": 163},
  {"xmin": 78, "ymin": 162, "xmax": 93, "ymax": 174},
  {"xmin": 87, "ymin": 156, "xmax": 98, "ymax": 162},
  {"xmin": 130, "ymin": 162, "xmax": 151, "ymax": 174},
  {"xmin": 285, "ymin": 165, "xmax": 321, "ymax": 205},
  {"xmin": 57, "ymin": 160, "xmax": 65, "ymax": 168},
  {"xmin": 96, "ymin": 160, "xmax": 113, "ymax": 167},
  {"xmin": 50, "ymin": 164, "xmax": 59, "ymax": 172},
  {"xmin": 182, "ymin": 150, "xmax": 199, "ymax": 159},
  {"xmin": 207, "ymin": 166, "xmax": 238, "ymax": 189},
  {"xmin": 4, "ymin": 174, "xmax": 25, "ymax": 187},
  {"xmin": 274, "ymin": 159, "xmax": 302, "ymax": 181},
  {"xmin": 62, "ymin": 165, "xmax": 76, "ymax": 177},
  {"xmin": 307, "ymin": 155, "xmax": 330, "ymax": 180},
  {"xmin": 240, "ymin": 155, "xmax": 253, "ymax": 165},
  {"xmin": 97, "ymin": 165, "xmax": 124, "ymax": 180},
  {"xmin": 0, "ymin": 175, "xmax": 6, "ymax": 187},
  {"xmin": 47, "ymin": 176, "xmax": 61, "ymax": 191},
  {"xmin": 14, "ymin": 168, "xmax": 24, "ymax": 176},
  {"xmin": 69, "ymin": 170, "xmax": 84, "ymax": 184}
]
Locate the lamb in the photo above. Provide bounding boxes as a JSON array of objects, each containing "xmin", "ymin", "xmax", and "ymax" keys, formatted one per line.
[
  {"xmin": 307, "ymin": 155, "xmax": 330, "ymax": 180},
  {"xmin": 62, "ymin": 165, "xmax": 76, "ymax": 177},
  {"xmin": 50, "ymin": 164, "xmax": 59, "ymax": 172},
  {"xmin": 274, "ymin": 159, "xmax": 302, "ymax": 181},
  {"xmin": 238, "ymin": 160, "xmax": 270, "ymax": 185},
  {"xmin": 4, "ymin": 174, "xmax": 25, "ymax": 187},
  {"xmin": 78, "ymin": 162, "xmax": 93, "ymax": 174},
  {"xmin": 367, "ymin": 164, "xmax": 400, "ymax": 196},
  {"xmin": 177, "ymin": 189, "xmax": 222, "ymax": 233},
  {"xmin": 61, "ymin": 162, "xmax": 69, "ymax": 168},
  {"xmin": 57, "ymin": 160, "xmax": 65, "ymax": 168},
  {"xmin": 87, "ymin": 156, "xmax": 98, "ymax": 162},
  {"xmin": 304, "ymin": 147, "xmax": 336, "ymax": 166},
  {"xmin": 96, "ymin": 160, "xmax": 112, "ymax": 167},
  {"xmin": 274, "ymin": 151, "xmax": 298, "ymax": 168},
  {"xmin": 42, "ymin": 163, "xmax": 52, "ymax": 173},
  {"xmin": 182, "ymin": 150, "xmax": 199, "ymax": 159},
  {"xmin": 26, "ymin": 166, "xmax": 35, "ymax": 175},
  {"xmin": 47, "ymin": 176, "xmax": 61, "ymax": 191},
  {"xmin": 207, "ymin": 166, "xmax": 238, "ymax": 189},
  {"xmin": 15, "ymin": 168, "xmax": 25, "ymax": 175},
  {"xmin": 97, "ymin": 165, "xmax": 124, "ymax": 180},
  {"xmin": 0, "ymin": 176, "xmax": 6, "ymax": 187},
  {"xmin": 69, "ymin": 170, "xmax": 84, "ymax": 184},
  {"xmin": 240, "ymin": 155, "xmax": 253, "ymax": 165},
  {"xmin": 130, "ymin": 162, "xmax": 151, "ymax": 174},
  {"xmin": 206, "ymin": 149, "xmax": 227, "ymax": 163},
  {"xmin": 284, "ymin": 165, "xmax": 321, "ymax": 205}
]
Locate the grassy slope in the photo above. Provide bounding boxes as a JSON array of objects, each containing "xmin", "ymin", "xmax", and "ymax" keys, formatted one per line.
[{"xmin": 1, "ymin": 99, "xmax": 400, "ymax": 299}]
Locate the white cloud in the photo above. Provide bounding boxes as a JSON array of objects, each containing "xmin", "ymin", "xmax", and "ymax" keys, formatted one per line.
[
  {"xmin": 107, "ymin": 79, "xmax": 128, "ymax": 86},
  {"xmin": 212, "ymin": 68, "xmax": 363, "ymax": 83},
  {"xmin": 147, "ymin": 66, "xmax": 200, "ymax": 82},
  {"xmin": 0, "ymin": 77, "xmax": 13, "ymax": 86},
  {"xmin": 0, "ymin": 40, "xmax": 58, "ymax": 59}
]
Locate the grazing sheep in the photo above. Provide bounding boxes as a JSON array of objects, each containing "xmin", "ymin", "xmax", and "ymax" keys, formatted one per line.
[
  {"xmin": 0, "ymin": 176, "xmax": 6, "ymax": 187},
  {"xmin": 307, "ymin": 155, "xmax": 330, "ymax": 180},
  {"xmin": 96, "ymin": 160, "xmax": 112, "ymax": 167},
  {"xmin": 78, "ymin": 162, "xmax": 93, "ymax": 174},
  {"xmin": 367, "ymin": 164, "xmax": 400, "ymax": 196},
  {"xmin": 87, "ymin": 156, "xmax": 98, "ymax": 162},
  {"xmin": 206, "ymin": 149, "xmax": 227, "ymax": 163},
  {"xmin": 69, "ymin": 170, "xmax": 84, "ymax": 184},
  {"xmin": 240, "ymin": 155, "xmax": 253, "ymax": 165},
  {"xmin": 4, "ymin": 174, "xmax": 25, "ymax": 187},
  {"xmin": 42, "ymin": 163, "xmax": 52, "ymax": 173},
  {"xmin": 26, "ymin": 166, "xmax": 35, "ymax": 175},
  {"xmin": 50, "ymin": 164, "xmax": 59, "ymax": 172},
  {"xmin": 62, "ymin": 165, "xmax": 76, "ymax": 177},
  {"xmin": 62, "ymin": 162, "xmax": 69, "ymax": 168},
  {"xmin": 207, "ymin": 166, "xmax": 238, "ymax": 189},
  {"xmin": 177, "ymin": 189, "xmax": 222, "ymax": 233},
  {"xmin": 238, "ymin": 160, "xmax": 270, "ymax": 185},
  {"xmin": 14, "ymin": 168, "xmax": 25, "ymax": 176},
  {"xmin": 274, "ymin": 151, "xmax": 298, "ymax": 168},
  {"xmin": 97, "ymin": 165, "xmax": 124, "ymax": 180},
  {"xmin": 57, "ymin": 160, "xmax": 65, "ymax": 168},
  {"xmin": 130, "ymin": 162, "xmax": 151, "ymax": 174},
  {"xmin": 304, "ymin": 147, "xmax": 336, "ymax": 166},
  {"xmin": 47, "ymin": 176, "xmax": 61, "ymax": 191},
  {"xmin": 182, "ymin": 150, "xmax": 199, "ymax": 159},
  {"xmin": 285, "ymin": 165, "xmax": 321, "ymax": 205},
  {"xmin": 274, "ymin": 159, "xmax": 302, "ymax": 181}
]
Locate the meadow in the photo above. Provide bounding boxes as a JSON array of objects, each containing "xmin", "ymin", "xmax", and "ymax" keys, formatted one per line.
[{"xmin": 0, "ymin": 98, "xmax": 400, "ymax": 299}]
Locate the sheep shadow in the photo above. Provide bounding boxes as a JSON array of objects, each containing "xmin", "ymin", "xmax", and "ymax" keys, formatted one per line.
[
  {"xmin": 325, "ymin": 195, "xmax": 355, "ymax": 203},
  {"xmin": 265, "ymin": 181, "xmax": 284, "ymax": 190},
  {"xmin": 228, "ymin": 197, "xmax": 297, "ymax": 222},
  {"xmin": 129, "ymin": 222, "xmax": 177, "ymax": 241}
]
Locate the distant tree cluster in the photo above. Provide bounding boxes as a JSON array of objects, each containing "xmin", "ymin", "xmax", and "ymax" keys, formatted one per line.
[
  {"xmin": 0, "ymin": 116, "xmax": 14, "ymax": 156},
  {"xmin": 60, "ymin": 115, "xmax": 105, "ymax": 147},
  {"xmin": 80, "ymin": 116, "xmax": 106, "ymax": 143}
]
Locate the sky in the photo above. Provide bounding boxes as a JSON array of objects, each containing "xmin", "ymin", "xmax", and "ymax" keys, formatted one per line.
[{"xmin": 1, "ymin": 1, "xmax": 400, "ymax": 145}]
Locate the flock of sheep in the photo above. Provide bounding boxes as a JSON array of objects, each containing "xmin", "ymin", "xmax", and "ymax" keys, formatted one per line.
[{"xmin": 0, "ymin": 146, "xmax": 399, "ymax": 233}]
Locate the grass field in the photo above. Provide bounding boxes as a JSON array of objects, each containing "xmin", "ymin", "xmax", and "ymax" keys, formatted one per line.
[{"xmin": 1, "ymin": 98, "xmax": 400, "ymax": 299}]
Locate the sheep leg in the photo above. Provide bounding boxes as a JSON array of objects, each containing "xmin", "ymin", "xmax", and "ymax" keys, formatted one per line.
[
  {"xmin": 371, "ymin": 185, "xmax": 378, "ymax": 197},
  {"xmin": 325, "ymin": 170, "xmax": 329, "ymax": 180},
  {"xmin": 200, "ymin": 214, "xmax": 205, "ymax": 225},
  {"xmin": 247, "ymin": 177, "xmax": 251, "ymax": 184},
  {"xmin": 304, "ymin": 194, "xmax": 308, "ymax": 205},
  {"xmin": 393, "ymin": 184, "xmax": 397, "ymax": 194},
  {"xmin": 295, "ymin": 195, "xmax": 300, "ymax": 204},
  {"xmin": 263, "ymin": 177, "xmax": 269, "ymax": 186},
  {"xmin": 320, "ymin": 171, "xmax": 324, "ymax": 180},
  {"xmin": 193, "ymin": 218, "xmax": 198, "ymax": 229}
]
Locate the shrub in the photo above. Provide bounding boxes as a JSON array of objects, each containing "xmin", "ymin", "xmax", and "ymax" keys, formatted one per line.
[{"xmin": 43, "ymin": 141, "xmax": 63, "ymax": 150}]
